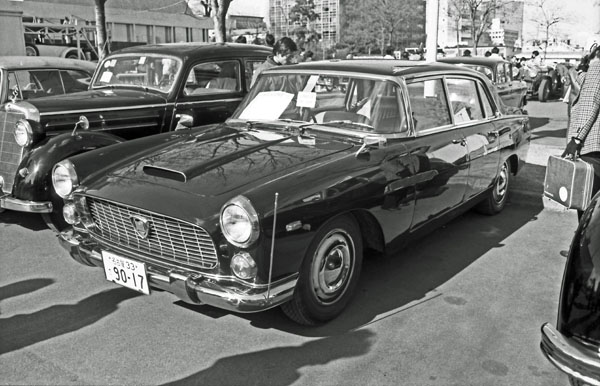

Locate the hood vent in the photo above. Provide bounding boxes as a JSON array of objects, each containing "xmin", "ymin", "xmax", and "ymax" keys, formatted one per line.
[{"xmin": 143, "ymin": 165, "xmax": 186, "ymax": 182}]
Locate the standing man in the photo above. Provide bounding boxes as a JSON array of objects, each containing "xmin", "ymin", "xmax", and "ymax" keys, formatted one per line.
[
  {"xmin": 251, "ymin": 37, "xmax": 298, "ymax": 87},
  {"xmin": 562, "ymin": 46, "xmax": 600, "ymax": 219}
]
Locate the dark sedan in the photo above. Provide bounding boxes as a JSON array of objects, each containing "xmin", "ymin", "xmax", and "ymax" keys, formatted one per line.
[
  {"xmin": 0, "ymin": 43, "xmax": 270, "ymax": 230},
  {"xmin": 53, "ymin": 60, "xmax": 530, "ymax": 325},
  {"xmin": 541, "ymin": 192, "xmax": 600, "ymax": 385},
  {"xmin": 440, "ymin": 56, "xmax": 528, "ymax": 112}
]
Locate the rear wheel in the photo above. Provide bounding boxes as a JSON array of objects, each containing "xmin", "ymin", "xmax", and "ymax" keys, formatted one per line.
[
  {"xmin": 25, "ymin": 44, "xmax": 39, "ymax": 56},
  {"xmin": 281, "ymin": 215, "xmax": 363, "ymax": 325},
  {"xmin": 538, "ymin": 78, "xmax": 550, "ymax": 102},
  {"xmin": 476, "ymin": 160, "xmax": 510, "ymax": 215}
]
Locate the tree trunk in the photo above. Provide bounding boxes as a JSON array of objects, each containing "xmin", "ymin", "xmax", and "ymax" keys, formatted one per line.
[
  {"xmin": 211, "ymin": 0, "xmax": 232, "ymax": 43},
  {"xmin": 94, "ymin": 0, "xmax": 108, "ymax": 60}
]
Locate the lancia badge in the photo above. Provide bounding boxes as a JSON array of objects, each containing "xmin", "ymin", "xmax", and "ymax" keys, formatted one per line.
[{"xmin": 130, "ymin": 215, "xmax": 150, "ymax": 239}]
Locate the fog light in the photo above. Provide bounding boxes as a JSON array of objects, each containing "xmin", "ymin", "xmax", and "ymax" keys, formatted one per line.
[
  {"xmin": 230, "ymin": 252, "xmax": 257, "ymax": 280},
  {"xmin": 63, "ymin": 203, "xmax": 80, "ymax": 225}
]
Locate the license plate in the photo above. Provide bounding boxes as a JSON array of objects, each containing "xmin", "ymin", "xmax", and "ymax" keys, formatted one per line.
[{"xmin": 102, "ymin": 251, "xmax": 150, "ymax": 295}]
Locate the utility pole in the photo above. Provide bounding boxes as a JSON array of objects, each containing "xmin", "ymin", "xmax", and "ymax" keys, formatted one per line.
[{"xmin": 425, "ymin": 0, "xmax": 440, "ymax": 62}]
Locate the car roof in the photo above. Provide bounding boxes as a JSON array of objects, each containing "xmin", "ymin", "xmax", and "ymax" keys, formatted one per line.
[
  {"xmin": 264, "ymin": 59, "xmax": 485, "ymax": 79},
  {"xmin": 0, "ymin": 56, "xmax": 97, "ymax": 72},
  {"xmin": 439, "ymin": 56, "xmax": 509, "ymax": 66},
  {"xmin": 113, "ymin": 42, "xmax": 272, "ymax": 60}
]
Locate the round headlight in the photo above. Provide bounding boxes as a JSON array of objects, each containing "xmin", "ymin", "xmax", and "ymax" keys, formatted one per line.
[
  {"xmin": 14, "ymin": 119, "xmax": 33, "ymax": 147},
  {"xmin": 220, "ymin": 196, "xmax": 259, "ymax": 248},
  {"xmin": 52, "ymin": 160, "xmax": 79, "ymax": 198}
]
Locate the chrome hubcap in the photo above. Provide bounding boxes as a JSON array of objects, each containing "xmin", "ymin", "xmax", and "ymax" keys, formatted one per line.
[
  {"xmin": 311, "ymin": 229, "xmax": 354, "ymax": 304},
  {"xmin": 494, "ymin": 162, "xmax": 508, "ymax": 202}
]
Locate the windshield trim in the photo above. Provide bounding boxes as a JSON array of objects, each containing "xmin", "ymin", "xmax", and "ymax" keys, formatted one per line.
[{"xmin": 90, "ymin": 53, "xmax": 183, "ymax": 94}]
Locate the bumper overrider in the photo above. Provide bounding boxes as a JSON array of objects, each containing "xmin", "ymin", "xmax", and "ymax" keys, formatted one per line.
[
  {"xmin": 58, "ymin": 229, "xmax": 298, "ymax": 313},
  {"xmin": 0, "ymin": 192, "xmax": 52, "ymax": 213},
  {"xmin": 540, "ymin": 323, "xmax": 600, "ymax": 385}
]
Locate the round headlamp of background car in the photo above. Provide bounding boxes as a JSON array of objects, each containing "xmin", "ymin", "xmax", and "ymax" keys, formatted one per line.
[
  {"xmin": 220, "ymin": 195, "xmax": 260, "ymax": 248},
  {"xmin": 52, "ymin": 160, "xmax": 79, "ymax": 198},
  {"xmin": 14, "ymin": 119, "xmax": 33, "ymax": 147}
]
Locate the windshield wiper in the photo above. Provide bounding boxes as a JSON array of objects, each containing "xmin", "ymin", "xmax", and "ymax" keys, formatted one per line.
[{"xmin": 320, "ymin": 120, "xmax": 374, "ymax": 130}]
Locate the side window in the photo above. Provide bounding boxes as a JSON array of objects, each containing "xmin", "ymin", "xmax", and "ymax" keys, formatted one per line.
[
  {"xmin": 245, "ymin": 60, "xmax": 265, "ymax": 90},
  {"xmin": 60, "ymin": 70, "xmax": 91, "ymax": 93},
  {"xmin": 183, "ymin": 60, "xmax": 240, "ymax": 96},
  {"xmin": 10, "ymin": 70, "xmax": 50, "ymax": 100},
  {"xmin": 446, "ymin": 78, "xmax": 484, "ymax": 123},
  {"xmin": 407, "ymin": 78, "xmax": 451, "ymax": 132},
  {"xmin": 478, "ymin": 82, "xmax": 495, "ymax": 118}
]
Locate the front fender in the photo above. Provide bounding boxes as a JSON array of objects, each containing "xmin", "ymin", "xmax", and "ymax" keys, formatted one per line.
[{"xmin": 12, "ymin": 131, "xmax": 124, "ymax": 202}]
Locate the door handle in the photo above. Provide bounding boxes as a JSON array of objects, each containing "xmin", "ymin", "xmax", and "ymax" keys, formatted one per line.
[{"xmin": 487, "ymin": 130, "xmax": 500, "ymax": 138}]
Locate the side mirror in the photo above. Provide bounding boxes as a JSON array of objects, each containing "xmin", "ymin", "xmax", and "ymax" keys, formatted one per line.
[
  {"xmin": 71, "ymin": 115, "xmax": 89, "ymax": 136},
  {"xmin": 175, "ymin": 114, "xmax": 193, "ymax": 130},
  {"xmin": 355, "ymin": 136, "xmax": 386, "ymax": 157}
]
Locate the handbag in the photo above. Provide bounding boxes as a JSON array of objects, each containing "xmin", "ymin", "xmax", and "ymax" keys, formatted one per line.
[{"xmin": 544, "ymin": 155, "xmax": 594, "ymax": 210}]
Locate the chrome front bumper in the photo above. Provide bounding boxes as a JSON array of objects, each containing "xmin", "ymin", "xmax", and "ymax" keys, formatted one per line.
[
  {"xmin": 58, "ymin": 229, "xmax": 298, "ymax": 313},
  {"xmin": 0, "ymin": 192, "xmax": 52, "ymax": 213},
  {"xmin": 540, "ymin": 323, "xmax": 600, "ymax": 385}
]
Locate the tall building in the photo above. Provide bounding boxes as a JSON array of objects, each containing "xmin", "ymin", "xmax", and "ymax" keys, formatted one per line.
[{"xmin": 269, "ymin": 0, "xmax": 339, "ymax": 47}]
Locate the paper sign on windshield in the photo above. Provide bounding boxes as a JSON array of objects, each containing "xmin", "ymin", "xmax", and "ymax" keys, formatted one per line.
[
  {"xmin": 296, "ymin": 91, "xmax": 317, "ymax": 108},
  {"xmin": 239, "ymin": 92, "xmax": 294, "ymax": 120},
  {"xmin": 100, "ymin": 71, "xmax": 113, "ymax": 83}
]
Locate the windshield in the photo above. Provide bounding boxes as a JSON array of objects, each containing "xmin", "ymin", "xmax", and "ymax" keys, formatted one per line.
[
  {"xmin": 91, "ymin": 54, "xmax": 182, "ymax": 93},
  {"xmin": 232, "ymin": 72, "xmax": 408, "ymax": 135}
]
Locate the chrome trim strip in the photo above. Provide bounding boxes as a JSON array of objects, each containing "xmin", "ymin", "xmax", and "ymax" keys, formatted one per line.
[
  {"xmin": 0, "ymin": 193, "xmax": 52, "ymax": 213},
  {"xmin": 540, "ymin": 323, "xmax": 600, "ymax": 386},
  {"xmin": 58, "ymin": 230, "xmax": 298, "ymax": 312},
  {"xmin": 175, "ymin": 97, "xmax": 242, "ymax": 107},
  {"xmin": 40, "ymin": 103, "xmax": 172, "ymax": 116}
]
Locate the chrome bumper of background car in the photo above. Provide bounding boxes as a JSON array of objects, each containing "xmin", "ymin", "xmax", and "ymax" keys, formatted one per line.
[
  {"xmin": 541, "ymin": 323, "xmax": 600, "ymax": 385},
  {"xmin": 58, "ymin": 230, "xmax": 298, "ymax": 313},
  {"xmin": 0, "ymin": 193, "xmax": 52, "ymax": 213}
]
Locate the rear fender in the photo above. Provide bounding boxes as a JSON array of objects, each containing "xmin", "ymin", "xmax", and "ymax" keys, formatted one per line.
[{"xmin": 12, "ymin": 131, "xmax": 124, "ymax": 201}]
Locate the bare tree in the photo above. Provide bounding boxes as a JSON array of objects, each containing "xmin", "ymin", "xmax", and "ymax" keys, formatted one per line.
[
  {"xmin": 528, "ymin": 0, "xmax": 563, "ymax": 59},
  {"xmin": 448, "ymin": 0, "xmax": 468, "ymax": 55},
  {"xmin": 94, "ymin": 0, "xmax": 108, "ymax": 60},
  {"xmin": 186, "ymin": 0, "xmax": 233, "ymax": 42},
  {"xmin": 463, "ymin": 0, "xmax": 511, "ymax": 52}
]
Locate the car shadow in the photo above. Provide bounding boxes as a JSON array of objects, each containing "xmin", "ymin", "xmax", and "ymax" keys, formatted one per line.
[
  {"xmin": 161, "ymin": 329, "xmax": 375, "ymax": 386},
  {"xmin": 177, "ymin": 201, "xmax": 543, "ymax": 337},
  {"xmin": 0, "ymin": 288, "xmax": 141, "ymax": 355},
  {"xmin": 0, "ymin": 210, "xmax": 48, "ymax": 232},
  {"xmin": 528, "ymin": 116, "xmax": 551, "ymax": 130},
  {"xmin": 0, "ymin": 279, "xmax": 55, "ymax": 302}
]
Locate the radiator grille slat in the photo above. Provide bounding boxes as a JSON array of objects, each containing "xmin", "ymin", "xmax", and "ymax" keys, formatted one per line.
[
  {"xmin": 0, "ymin": 111, "xmax": 25, "ymax": 194},
  {"xmin": 86, "ymin": 197, "xmax": 218, "ymax": 269}
]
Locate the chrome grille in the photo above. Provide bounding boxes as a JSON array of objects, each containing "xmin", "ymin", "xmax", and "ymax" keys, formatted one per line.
[
  {"xmin": 0, "ymin": 111, "xmax": 24, "ymax": 194},
  {"xmin": 86, "ymin": 197, "xmax": 218, "ymax": 269}
]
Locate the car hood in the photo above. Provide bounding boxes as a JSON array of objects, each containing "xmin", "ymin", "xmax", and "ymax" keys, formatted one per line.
[
  {"xmin": 87, "ymin": 125, "xmax": 356, "ymax": 200},
  {"xmin": 29, "ymin": 88, "xmax": 167, "ymax": 114}
]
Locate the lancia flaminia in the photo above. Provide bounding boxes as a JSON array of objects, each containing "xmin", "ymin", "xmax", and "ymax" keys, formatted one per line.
[{"xmin": 53, "ymin": 60, "xmax": 530, "ymax": 325}]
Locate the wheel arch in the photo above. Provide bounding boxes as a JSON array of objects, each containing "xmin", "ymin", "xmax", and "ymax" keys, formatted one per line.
[{"xmin": 349, "ymin": 209, "xmax": 385, "ymax": 255}]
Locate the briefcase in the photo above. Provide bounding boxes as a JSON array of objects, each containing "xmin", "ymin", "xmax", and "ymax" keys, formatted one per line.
[{"xmin": 544, "ymin": 155, "xmax": 594, "ymax": 210}]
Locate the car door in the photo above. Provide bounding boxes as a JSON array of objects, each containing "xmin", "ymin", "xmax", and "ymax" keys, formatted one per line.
[
  {"xmin": 171, "ymin": 59, "xmax": 245, "ymax": 129},
  {"xmin": 406, "ymin": 77, "xmax": 469, "ymax": 230},
  {"xmin": 445, "ymin": 76, "xmax": 501, "ymax": 199},
  {"xmin": 495, "ymin": 62, "xmax": 524, "ymax": 109}
]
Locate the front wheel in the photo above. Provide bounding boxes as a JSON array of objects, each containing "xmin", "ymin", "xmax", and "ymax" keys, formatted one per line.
[
  {"xmin": 476, "ymin": 160, "xmax": 510, "ymax": 215},
  {"xmin": 281, "ymin": 215, "xmax": 363, "ymax": 325}
]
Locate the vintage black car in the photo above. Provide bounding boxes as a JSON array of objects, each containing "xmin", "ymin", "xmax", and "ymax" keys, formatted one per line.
[
  {"xmin": 0, "ymin": 43, "xmax": 270, "ymax": 230},
  {"xmin": 439, "ymin": 56, "xmax": 528, "ymax": 111},
  {"xmin": 541, "ymin": 192, "xmax": 600, "ymax": 385},
  {"xmin": 54, "ymin": 60, "xmax": 530, "ymax": 325},
  {"xmin": 0, "ymin": 56, "xmax": 95, "ymax": 104}
]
